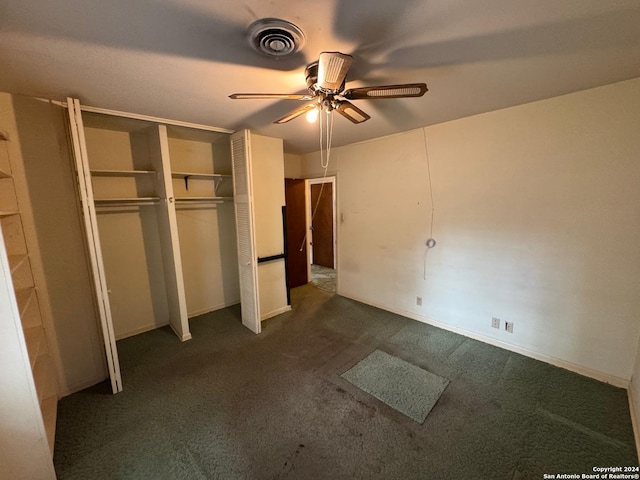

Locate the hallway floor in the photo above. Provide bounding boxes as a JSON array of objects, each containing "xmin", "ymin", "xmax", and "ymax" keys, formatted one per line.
[{"xmin": 310, "ymin": 264, "xmax": 336, "ymax": 292}]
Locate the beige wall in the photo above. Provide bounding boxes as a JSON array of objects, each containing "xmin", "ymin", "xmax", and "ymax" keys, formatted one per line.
[
  {"xmin": 300, "ymin": 78, "xmax": 640, "ymax": 384},
  {"xmin": 168, "ymin": 134, "xmax": 240, "ymax": 317},
  {"xmin": 284, "ymin": 152, "xmax": 303, "ymax": 178},
  {"xmin": 85, "ymin": 126, "xmax": 172, "ymax": 339},
  {"xmin": 12, "ymin": 97, "xmax": 107, "ymax": 394},
  {"xmin": 251, "ymin": 133, "xmax": 289, "ymax": 319}
]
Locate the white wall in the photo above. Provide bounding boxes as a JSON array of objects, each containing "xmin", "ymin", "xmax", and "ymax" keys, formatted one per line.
[
  {"xmin": 300, "ymin": 78, "xmax": 640, "ymax": 384},
  {"xmin": 251, "ymin": 134, "xmax": 289, "ymax": 319}
]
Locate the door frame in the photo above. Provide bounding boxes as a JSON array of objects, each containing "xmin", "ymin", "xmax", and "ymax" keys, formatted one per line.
[{"xmin": 306, "ymin": 176, "xmax": 337, "ymax": 280}]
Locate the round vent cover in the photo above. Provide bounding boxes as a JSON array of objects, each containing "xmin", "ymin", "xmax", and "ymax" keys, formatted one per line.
[{"xmin": 247, "ymin": 18, "xmax": 305, "ymax": 57}]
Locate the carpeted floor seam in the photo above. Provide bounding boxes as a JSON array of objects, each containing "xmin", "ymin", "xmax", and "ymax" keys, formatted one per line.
[{"xmin": 535, "ymin": 405, "xmax": 631, "ymax": 449}]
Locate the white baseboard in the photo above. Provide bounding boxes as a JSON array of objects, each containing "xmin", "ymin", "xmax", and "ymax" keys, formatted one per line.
[
  {"xmin": 338, "ymin": 291, "xmax": 630, "ymax": 389},
  {"xmin": 169, "ymin": 323, "xmax": 192, "ymax": 342},
  {"xmin": 261, "ymin": 305, "xmax": 292, "ymax": 321},
  {"xmin": 188, "ymin": 299, "xmax": 240, "ymax": 319},
  {"xmin": 627, "ymin": 386, "xmax": 640, "ymax": 461},
  {"xmin": 59, "ymin": 373, "xmax": 109, "ymax": 397},
  {"xmin": 115, "ymin": 321, "xmax": 170, "ymax": 341}
]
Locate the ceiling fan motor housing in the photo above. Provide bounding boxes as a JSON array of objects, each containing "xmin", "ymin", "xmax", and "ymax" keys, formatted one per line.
[
  {"xmin": 248, "ymin": 18, "xmax": 305, "ymax": 57},
  {"xmin": 305, "ymin": 61, "xmax": 346, "ymax": 95}
]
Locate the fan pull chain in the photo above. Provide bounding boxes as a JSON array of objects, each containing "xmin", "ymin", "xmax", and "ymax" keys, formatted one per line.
[{"xmin": 299, "ymin": 108, "xmax": 334, "ymax": 252}]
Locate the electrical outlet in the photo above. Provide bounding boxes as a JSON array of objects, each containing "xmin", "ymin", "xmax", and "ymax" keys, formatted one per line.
[
  {"xmin": 416, "ymin": 296, "xmax": 422, "ymax": 306},
  {"xmin": 505, "ymin": 321, "xmax": 514, "ymax": 333},
  {"xmin": 491, "ymin": 317, "xmax": 500, "ymax": 329}
]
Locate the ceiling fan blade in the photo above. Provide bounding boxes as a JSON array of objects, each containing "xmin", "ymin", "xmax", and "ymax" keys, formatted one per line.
[
  {"xmin": 229, "ymin": 93, "xmax": 313, "ymax": 100},
  {"xmin": 317, "ymin": 52, "xmax": 353, "ymax": 91},
  {"xmin": 274, "ymin": 102, "xmax": 318, "ymax": 124},
  {"xmin": 342, "ymin": 83, "xmax": 428, "ymax": 100},
  {"xmin": 335, "ymin": 101, "xmax": 371, "ymax": 124}
]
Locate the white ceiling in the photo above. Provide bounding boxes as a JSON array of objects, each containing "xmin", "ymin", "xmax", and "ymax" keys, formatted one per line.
[{"xmin": 1, "ymin": 0, "xmax": 639, "ymax": 154}]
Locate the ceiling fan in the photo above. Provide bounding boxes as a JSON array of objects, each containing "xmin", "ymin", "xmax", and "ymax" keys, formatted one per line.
[{"xmin": 229, "ymin": 51, "xmax": 428, "ymax": 124}]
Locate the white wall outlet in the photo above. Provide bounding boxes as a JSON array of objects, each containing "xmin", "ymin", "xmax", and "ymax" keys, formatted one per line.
[
  {"xmin": 505, "ymin": 321, "xmax": 514, "ymax": 333},
  {"xmin": 491, "ymin": 317, "xmax": 500, "ymax": 329},
  {"xmin": 416, "ymin": 296, "xmax": 422, "ymax": 306}
]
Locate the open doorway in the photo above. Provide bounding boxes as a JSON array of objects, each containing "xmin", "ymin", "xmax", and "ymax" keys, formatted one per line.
[
  {"xmin": 307, "ymin": 177, "xmax": 336, "ymax": 293},
  {"xmin": 284, "ymin": 176, "xmax": 337, "ymax": 295}
]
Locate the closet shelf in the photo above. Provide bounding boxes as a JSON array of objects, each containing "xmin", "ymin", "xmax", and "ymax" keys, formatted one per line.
[
  {"xmin": 171, "ymin": 172, "xmax": 231, "ymax": 179},
  {"xmin": 9, "ymin": 254, "xmax": 29, "ymax": 274},
  {"xmin": 0, "ymin": 210, "xmax": 19, "ymax": 218},
  {"xmin": 15, "ymin": 287, "xmax": 36, "ymax": 317},
  {"xmin": 24, "ymin": 325, "xmax": 45, "ymax": 368},
  {"xmin": 91, "ymin": 169, "xmax": 156, "ymax": 176},
  {"xmin": 33, "ymin": 354, "xmax": 56, "ymax": 402}
]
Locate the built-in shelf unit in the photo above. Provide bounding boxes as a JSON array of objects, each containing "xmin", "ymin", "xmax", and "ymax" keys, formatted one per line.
[{"xmin": 0, "ymin": 125, "xmax": 59, "ymax": 459}]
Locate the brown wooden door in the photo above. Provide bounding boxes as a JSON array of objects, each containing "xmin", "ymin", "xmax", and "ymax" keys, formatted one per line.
[
  {"xmin": 284, "ymin": 179, "xmax": 308, "ymax": 288},
  {"xmin": 310, "ymin": 182, "xmax": 334, "ymax": 268}
]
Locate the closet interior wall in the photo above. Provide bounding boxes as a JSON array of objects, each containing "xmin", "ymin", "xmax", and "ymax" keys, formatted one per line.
[
  {"xmin": 83, "ymin": 114, "xmax": 178, "ymax": 340},
  {"xmin": 167, "ymin": 126, "xmax": 240, "ymax": 317},
  {"xmin": 80, "ymin": 111, "xmax": 239, "ymax": 345}
]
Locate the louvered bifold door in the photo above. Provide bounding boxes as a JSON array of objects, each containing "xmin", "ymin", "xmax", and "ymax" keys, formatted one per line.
[
  {"xmin": 67, "ymin": 98, "xmax": 123, "ymax": 393},
  {"xmin": 230, "ymin": 130, "xmax": 261, "ymax": 333}
]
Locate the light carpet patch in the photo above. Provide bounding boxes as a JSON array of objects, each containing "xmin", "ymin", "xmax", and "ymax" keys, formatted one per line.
[{"xmin": 341, "ymin": 349, "xmax": 449, "ymax": 423}]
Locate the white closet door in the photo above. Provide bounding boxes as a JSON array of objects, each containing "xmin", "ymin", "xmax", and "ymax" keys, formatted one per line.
[
  {"xmin": 230, "ymin": 130, "xmax": 261, "ymax": 333},
  {"xmin": 152, "ymin": 125, "xmax": 191, "ymax": 341},
  {"xmin": 67, "ymin": 98, "xmax": 123, "ymax": 394}
]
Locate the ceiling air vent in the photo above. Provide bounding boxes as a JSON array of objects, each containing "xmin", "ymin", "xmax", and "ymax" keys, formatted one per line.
[{"xmin": 247, "ymin": 18, "xmax": 305, "ymax": 57}]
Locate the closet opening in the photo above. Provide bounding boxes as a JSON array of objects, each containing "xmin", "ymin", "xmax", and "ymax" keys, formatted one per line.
[{"xmin": 70, "ymin": 102, "xmax": 238, "ymax": 393}]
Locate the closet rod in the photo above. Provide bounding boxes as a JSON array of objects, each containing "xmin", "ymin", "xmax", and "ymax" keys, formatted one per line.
[
  {"xmin": 175, "ymin": 197, "xmax": 231, "ymax": 204},
  {"xmin": 94, "ymin": 198, "xmax": 161, "ymax": 207}
]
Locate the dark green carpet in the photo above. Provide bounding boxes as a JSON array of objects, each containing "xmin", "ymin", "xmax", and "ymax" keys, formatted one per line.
[{"xmin": 54, "ymin": 285, "xmax": 638, "ymax": 479}]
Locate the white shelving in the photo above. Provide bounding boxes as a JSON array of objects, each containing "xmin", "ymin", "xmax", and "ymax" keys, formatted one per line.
[
  {"xmin": 172, "ymin": 172, "xmax": 231, "ymax": 179},
  {"xmin": 0, "ymin": 126, "xmax": 58, "ymax": 463},
  {"xmin": 8, "ymin": 253, "xmax": 28, "ymax": 273}
]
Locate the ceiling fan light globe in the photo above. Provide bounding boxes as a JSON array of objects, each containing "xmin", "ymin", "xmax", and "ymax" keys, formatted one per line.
[{"xmin": 306, "ymin": 108, "xmax": 319, "ymax": 123}]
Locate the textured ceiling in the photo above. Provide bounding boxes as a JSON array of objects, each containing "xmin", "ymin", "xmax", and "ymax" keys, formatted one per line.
[{"xmin": 1, "ymin": 0, "xmax": 639, "ymax": 153}]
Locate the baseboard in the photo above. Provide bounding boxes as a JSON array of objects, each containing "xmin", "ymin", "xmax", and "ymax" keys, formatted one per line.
[
  {"xmin": 188, "ymin": 299, "xmax": 240, "ymax": 319},
  {"xmin": 261, "ymin": 305, "xmax": 292, "ymax": 321},
  {"xmin": 169, "ymin": 323, "xmax": 192, "ymax": 342},
  {"xmin": 58, "ymin": 373, "xmax": 109, "ymax": 397},
  {"xmin": 628, "ymin": 386, "xmax": 640, "ymax": 462},
  {"xmin": 115, "ymin": 321, "xmax": 170, "ymax": 341},
  {"xmin": 339, "ymin": 291, "xmax": 630, "ymax": 389}
]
